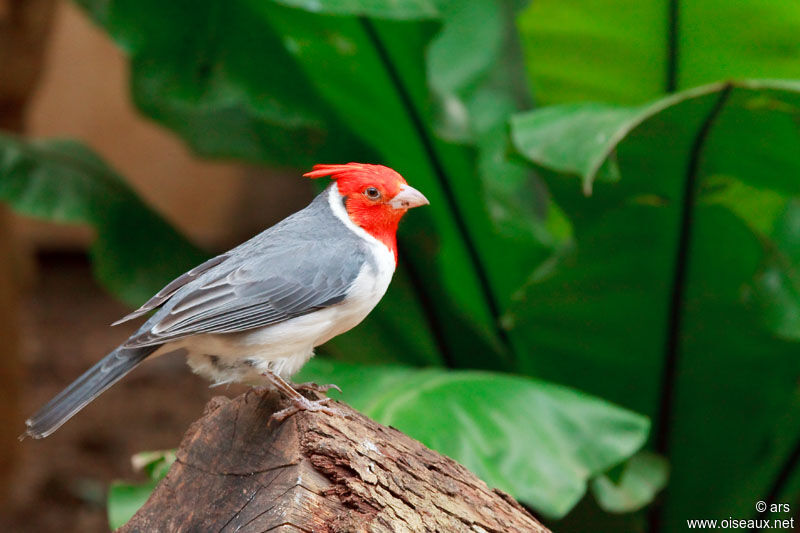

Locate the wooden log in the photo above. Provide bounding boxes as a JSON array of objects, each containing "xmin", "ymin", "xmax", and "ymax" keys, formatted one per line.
[{"xmin": 122, "ymin": 389, "xmax": 549, "ymax": 533}]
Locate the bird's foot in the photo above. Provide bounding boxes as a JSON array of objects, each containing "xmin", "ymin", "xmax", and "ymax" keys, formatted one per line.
[
  {"xmin": 260, "ymin": 370, "xmax": 338, "ymax": 423},
  {"xmin": 293, "ymin": 381, "xmax": 342, "ymax": 395},
  {"xmin": 270, "ymin": 395, "xmax": 336, "ymax": 422}
]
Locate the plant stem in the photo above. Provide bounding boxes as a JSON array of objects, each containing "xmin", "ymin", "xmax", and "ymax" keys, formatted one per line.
[
  {"xmin": 359, "ymin": 17, "xmax": 512, "ymax": 361},
  {"xmin": 649, "ymin": 84, "xmax": 732, "ymax": 533}
]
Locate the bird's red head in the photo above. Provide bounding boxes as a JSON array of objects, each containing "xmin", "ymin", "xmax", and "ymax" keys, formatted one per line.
[{"xmin": 304, "ymin": 163, "xmax": 429, "ymax": 262}]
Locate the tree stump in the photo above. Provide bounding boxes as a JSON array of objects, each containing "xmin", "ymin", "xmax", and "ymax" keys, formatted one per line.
[{"xmin": 122, "ymin": 389, "xmax": 549, "ymax": 533}]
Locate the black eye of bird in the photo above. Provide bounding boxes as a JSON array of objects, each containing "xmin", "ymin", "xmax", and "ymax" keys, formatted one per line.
[{"xmin": 364, "ymin": 187, "xmax": 381, "ymax": 200}]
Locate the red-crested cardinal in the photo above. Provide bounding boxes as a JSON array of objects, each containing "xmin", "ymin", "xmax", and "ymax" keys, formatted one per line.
[{"xmin": 24, "ymin": 163, "xmax": 429, "ymax": 438}]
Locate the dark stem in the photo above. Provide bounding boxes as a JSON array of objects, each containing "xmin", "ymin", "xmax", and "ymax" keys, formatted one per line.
[
  {"xmin": 359, "ymin": 18, "xmax": 511, "ymax": 357},
  {"xmin": 648, "ymin": 85, "xmax": 732, "ymax": 532},
  {"xmin": 666, "ymin": 0, "xmax": 679, "ymax": 92},
  {"xmin": 397, "ymin": 255, "xmax": 458, "ymax": 368}
]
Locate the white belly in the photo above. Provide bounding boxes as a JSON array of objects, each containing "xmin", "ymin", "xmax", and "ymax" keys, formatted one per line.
[{"xmin": 164, "ymin": 242, "xmax": 395, "ymax": 386}]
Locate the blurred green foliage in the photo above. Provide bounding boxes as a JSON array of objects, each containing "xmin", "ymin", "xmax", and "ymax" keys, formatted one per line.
[
  {"xmin": 0, "ymin": 135, "xmax": 207, "ymax": 305},
  {"xmin": 2, "ymin": 0, "xmax": 800, "ymax": 530},
  {"xmin": 107, "ymin": 450, "xmax": 176, "ymax": 529}
]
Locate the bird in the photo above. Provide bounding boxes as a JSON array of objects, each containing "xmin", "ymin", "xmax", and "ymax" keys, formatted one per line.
[{"xmin": 23, "ymin": 163, "xmax": 429, "ymax": 439}]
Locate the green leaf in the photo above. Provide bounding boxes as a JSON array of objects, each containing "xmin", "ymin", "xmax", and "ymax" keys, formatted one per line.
[
  {"xmin": 590, "ymin": 452, "xmax": 669, "ymax": 514},
  {"xmin": 512, "ymin": 81, "xmax": 800, "ymax": 191},
  {"xmin": 266, "ymin": 0, "xmax": 440, "ymax": 19},
  {"xmin": 75, "ymin": 0, "xmax": 371, "ymax": 167},
  {"xmin": 510, "ymin": 81, "xmax": 800, "ymax": 530},
  {"xmin": 511, "ymin": 83, "xmax": 747, "ymax": 193},
  {"xmin": 108, "ymin": 479, "xmax": 160, "ymax": 530},
  {"xmin": 511, "ymin": 100, "xmax": 644, "ymax": 192},
  {"xmin": 297, "ymin": 358, "xmax": 650, "ymax": 518},
  {"xmin": 427, "ymin": 0, "xmax": 505, "ymax": 125},
  {"xmin": 0, "ymin": 134, "xmax": 206, "ymax": 306},
  {"xmin": 517, "ymin": 0, "xmax": 800, "ymax": 105},
  {"xmin": 130, "ymin": 449, "xmax": 177, "ymax": 480},
  {"xmin": 107, "ymin": 450, "xmax": 176, "ymax": 529}
]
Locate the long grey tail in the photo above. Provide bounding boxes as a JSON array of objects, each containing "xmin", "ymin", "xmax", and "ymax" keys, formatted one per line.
[{"xmin": 23, "ymin": 345, "xmax": 158, "ymax": 439}]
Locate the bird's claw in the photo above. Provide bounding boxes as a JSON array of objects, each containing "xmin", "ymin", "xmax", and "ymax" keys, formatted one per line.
[
  {"xmin": 270, "ymin": 396, "xmax": 336, "ymax": 422},
  {"xmin": 293, "ymin": 381, "xmax": 342, "ymax": 394}
]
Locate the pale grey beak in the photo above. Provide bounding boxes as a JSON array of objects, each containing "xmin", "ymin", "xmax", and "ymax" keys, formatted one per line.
[{"xmin": 389, "ymin": 184, "xmax": 429, "ymax": 210}]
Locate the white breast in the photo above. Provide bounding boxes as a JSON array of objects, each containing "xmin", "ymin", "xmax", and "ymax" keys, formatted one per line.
[
  {"xmin": 174, "ymin": 183, "xmax": 396, "ymax": 385},
  {"xmin": 318, "ymin": 181, "xmax": 396, "ymax": 342}
]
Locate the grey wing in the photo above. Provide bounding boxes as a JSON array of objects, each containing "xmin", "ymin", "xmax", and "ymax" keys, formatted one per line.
[
  {"xmin": 123, "ymin": 240, "xmax": 365, "ymax": 348},
  {"xmin": 111, "ymin": 254, "xmax": 230, "ymax": 326}
]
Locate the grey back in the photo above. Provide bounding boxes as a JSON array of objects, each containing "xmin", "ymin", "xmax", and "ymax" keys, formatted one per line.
[{"xmin": 123, "ymin": 185, "xmax": 370, "ymax": 347}]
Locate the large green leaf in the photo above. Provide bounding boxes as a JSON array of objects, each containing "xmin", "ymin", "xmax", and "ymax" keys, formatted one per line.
[
  {"xmin": 297, "ymin": 358, "xmax": 650, "ymax": 518},
  {"xmin": 75, "ymin": 0, "xmax": 371, "ymax": 167},
  {"xmin": 518, "ymin": 0, "xmax": 800, "ymax": 105},
  {"xmin": 511, "ymin": 81, "xmax": 800, "ymax": 530},
  {"xmin": 0, "ymin": 134, "xmax": 206, "ymax": 306},
  {"xmin": 515, "ymin": 1, "xmax": 800, "ymax": 526}
]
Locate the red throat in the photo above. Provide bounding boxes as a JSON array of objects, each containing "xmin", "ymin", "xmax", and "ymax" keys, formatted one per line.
[{"xmin": 344, "ymin": 198, "xmax": 402, "ymax": 263}]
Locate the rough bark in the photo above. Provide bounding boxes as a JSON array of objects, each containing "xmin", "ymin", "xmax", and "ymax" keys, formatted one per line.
[{"xmin": 122, "ymin": 389, "xmax": 549, "ymax": 533}]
